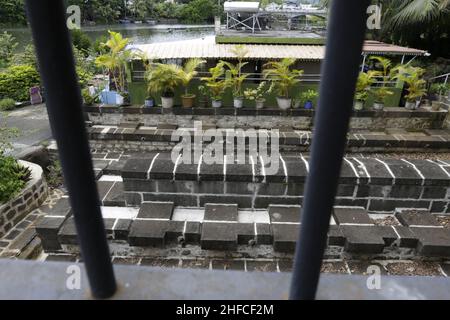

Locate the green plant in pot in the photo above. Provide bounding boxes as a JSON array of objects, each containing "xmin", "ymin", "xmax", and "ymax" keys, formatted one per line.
[
  {"xmin": 263, "ymin": 58, "xmax": 303, "ymax": 110},
  {"xmin": 372, "ymin": 87, "xmax": 393, "ymax": 110},
  {"xmin": 177, "ymin": 58, "xmax": 206, "ymax": 108},
  {"xmin": 146, "ymin": 63, "xmax": 182, "ymax": 108},
  {"xmin": 431, "ymin": 83, "xmax": 449, "ymax": 110},
  {"xmin": 244, "ymin": 81, "xmax": 269, "ymax": 109},
  {"xmin": 297, "ymin": 89, "xmax": 318, "ymax": 109},
  {"xmin": 353, "ymin": 71, "xmax": 376, "ymax": 110},
  {"xmin": 223, "ymin": 45, "xmax": 249, "ymax": 108},
  {"xmin": 395, "ymin": 66, "xmax": 426, "ymax": 110},
  {"xmin": 95, "ymin": 31, "xmax": 132, "ymax": 105},
  {"xmin": 200, "ymin": 62, "xmax": 229, "ymax": 108}
]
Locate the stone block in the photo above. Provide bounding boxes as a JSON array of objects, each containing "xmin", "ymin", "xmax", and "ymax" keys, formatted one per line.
[
  {"xmin": 35, "ymin": 216, "xmax": 66, "ymax": 251},
  {"xmin": 333, "ymin": 207, "xmax": 373, "ymax": 225},
  {"xmin": 395, "ymin": 210, "xmax": 441, "ymax": 227},
  {"xmin": 137, "ymin": 201, "xmax": 174, "ymax": 219},
  {"xmin": 268, "ymin": 205, "xmax": 301, "ymax": 223},
  {"xmin": 203, "ymin": 203, "xmax": 238, "ymax": 221},
  {"xmin": 411, "ymin": 227, "xmax": 450, "ymax": 257},
  {"xmin": 341, "ymin": 225, "xmax": 385, "ymax": 254},
  {"xmin": 128, "ymin": 220, "xmax": 184, "ymax": 247},
  {"xmin": 272, "ymin": 224, "xmax": 299, "ymax": 253}
]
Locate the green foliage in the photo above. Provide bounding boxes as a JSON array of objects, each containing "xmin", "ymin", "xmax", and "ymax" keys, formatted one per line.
[
  {"xmin": 223, "ymin": 45, "xmax": 249, "ymax": 97},
  {"xmin": 145, "ymin": 63, "xmax": 183, "ymax": 97},
  {"xmin": 95, "ymin": 31, "xmax": 132, "ymax": 93},
  {"xmin": 11, "ymin": 44, "xmax": 37, "ymax": 68},
  {"xmin": 45, "ymin": 160, "xmax": 63, "ymax": 189},
  {"xmin": 369, "ymin": 56, "xmax": 393, "ymax": 79},
  {"xmin": 373, "ymin": 87, "xmax": 394, "ymax": 103},
  {"xmin": 354, "ymin": 71, "xmax": 377, "ymax": 102},
  {"xmin": 76, "ymin": 66, "xmax": 93, "ymax": 89},
  {"xmin": 0, "ymin": 98, "xmax": 16, "ymax": 111},
  {"xmin": 0, "ymin": 155, "xmax": 30, "ymax": 204},
  {"xmin": 299, "ymin": 89, "xmax": 319, "ymax": 104},
  {"xmin": 82, "ymin": 88, "xmax": 99, "ymax": 106},
  {"xmin": 180, "ymin": 0, "xmax": 219, "ymax": 23},
  {"xmin": 70, "ymin": 29, "xmax": 92, "ymax": 56},
  {"xmin": 200, "ymin": 61, "xmax": 229, "ymax": 101},
  {"xmin": 430, "ymin": 82, "xmax": 450, "ymax": 96},
  {"xmin": 0, "ymin": 65, "xmax": 40, "ymax": 102},
  {"xmin": 263, "ymin": 58, "xmax": 303, "ymax": 98},
  {"xmin": 0, "ymin": 0, "xmax": 27, "ymax": 26},
  {"xmin": 0, "ymin": 31, "xmax": 18, "ymax": 69},
  {"xmin": 393, "ymin": 66, "xmax": 427, "ymax": 102},
  {"xmin": 176, "ymin": 58, "xmax": 206, "ymax": 96},
  {"xmin": 244, "ymin": 81, "xmax": 270, "ymax": 101}
]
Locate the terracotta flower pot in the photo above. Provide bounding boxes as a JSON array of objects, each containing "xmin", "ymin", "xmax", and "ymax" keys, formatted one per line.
[{"xmin": 181, "ymin": 94, "xmax": 195, "ymax": 108}]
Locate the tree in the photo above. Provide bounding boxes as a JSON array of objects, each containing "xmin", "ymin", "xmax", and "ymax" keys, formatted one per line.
[
  {"xmin": 0, "ymin": 32, "xmax": 18, "ymax": 69},
  {"xmin": 180, "ymin": 0, "xmax": 219, "ymax": 23}
]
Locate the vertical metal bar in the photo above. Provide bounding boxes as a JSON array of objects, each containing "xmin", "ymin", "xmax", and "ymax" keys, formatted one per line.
[
  {"xmin": 361, "ymin": 54, "xmax": 367, "ymax": 72},
  {"xmin": 289, "ymin": 0, "xmax": 369, "ymax": 300},
  {"xmin": 25, "ymin": 0, "xmax": 117, "ymax": 299}
]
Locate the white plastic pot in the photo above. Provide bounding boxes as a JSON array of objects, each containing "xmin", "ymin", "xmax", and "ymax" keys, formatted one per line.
[
  {"xmin": 405, "ymin": 101, "xmax": 416, "ymax": 110},
  {"xmin": 212, "ymin": 100, "xmax": 222, "ymax": 108},
  {"xmin": 292, "ymin": 100, "xmax": 301, "ymax": 109},
  {"xmin": 276, "ymin": 97, "xmax": 292, "ymax": 110},
  {"xmin": 161, "ymin": 96, "xmax": 174, "ymax": 108},
  {"xmin": 255, "ymin": 99, "xmax": 265, "ymax": 109},
  {"xmin": 373, "ymin": 102, "xmax": 384, "ymax": 111},
  {"xmin": 233, "ymin": 97, "xmax": 244, "ymax": 108},
  {"xmin": 353, "ymin": 100, "xmax": 364, "ymax": 111}
]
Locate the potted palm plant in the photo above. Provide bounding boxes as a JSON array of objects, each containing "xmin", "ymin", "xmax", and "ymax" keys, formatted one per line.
[
  {"xmin": 263, "ymin": 58, "xmax": 303, "ymax": 110},
  {"xmin": 223, "ymin": 45, "xmax": 249, "ymax": 109},
  {"xmin": 95, "ymin": 31, "xmax": 132, "ymax": 105},
  {"xmin": 372, "ymin": 87, "xmax": 393, "ymax": 110},
  {"xmin": 396, "ymin": 67, "xmax": 426, "ymax": 110},
  {"xmin": 200, "ymin": 62, "xmax": 229, "ymax": 108},
  {"xmin": 146, "ymin": 63, "xmax": 182, "ymax": 108},
  {"xmin": 354, "ymin": 71, "xmax": 376, "ymax": 110},
  {"xmin": 177, "ymin": 58, "xmax": 206, "ymax": 108},
  {"xmin": 244, "ymin": 81, "xmax": 269, "ymax": 109}
]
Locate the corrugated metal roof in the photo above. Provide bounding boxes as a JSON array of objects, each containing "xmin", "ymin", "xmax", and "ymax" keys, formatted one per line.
[{"xmin": 131, "ymin": 37, "xmax": 428, "ymax": 61}]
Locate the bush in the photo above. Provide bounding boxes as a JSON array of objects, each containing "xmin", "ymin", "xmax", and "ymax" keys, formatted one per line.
[
  {"xmin": 0, "ymin": 98, "xmax": 16, "ymax": 111},
  {"xmin": 0, "ymin": 65, "xmax": 40, "ymax": 102},
  {"xmin": 70, "ymin": 29, "xmax": 92, "ymax": 56},
  {"xmin": 0, "ymin": 155, "xmax": 30, "ymax": 204}
]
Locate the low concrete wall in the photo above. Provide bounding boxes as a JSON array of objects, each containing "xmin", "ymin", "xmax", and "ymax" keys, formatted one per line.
[
  {"xmin": 0, "ymin": 160, "xmax": 48, "ymax": 237},
  {"xmin": 85, "ymin": 105, "xmax": 449, "ymax": 131},
  {"xmin": 121, "ymin": 154, "xmax": 450, "ymax": 213}
]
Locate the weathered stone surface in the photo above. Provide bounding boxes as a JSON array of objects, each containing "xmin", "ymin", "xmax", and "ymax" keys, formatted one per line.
[
  {"xmin": 113, "ymin": 219, "xmax": 132, "ymax": 240},
  {"xmin": 341, "ymin": 225, "xmax": 385, "ymax": 254},
  {"xmin": 128, "ymin": 220, "xmax": 185, "ymax": 247},
  {"xmin": 256, "ymin": 223, "xmax": 272, "ymax": 244},
  {"xmin": 203, "ymin": 203, "xmax": 238, "ymax": 221},
  {"xmin": 121, "ymin": 158, "xmax": 154, "ymax": 179},
  {"xmin": 137, "ymin": 201, "xmax": 174, "ymax": 219},
  {"xmin": 328, "ymin": 225, "xmax": 345, "ymax": 246},
  {"xmin": 393, "ymin": 226, "xmax": 418, "ymax": 248},
  {"xmin": 268, "ymin": 205, "xmax": 301, "ymax": 223},
  {"xmin": 35, "ymin": 216, "xmax": 66, "ymax": 251},
  {"xmin": 333, "ymin": 207, "xmax": 373, "ymax": 225},
  {"xmin": 272, "ymin": 224, "xmax": 299, "ymax": 253},
  {"xmin": 395, "ymin": 210, "xmax": 441, "ymax": 227},
  {"xmin": 411, "ymin": 227, "xmax": 450, "ymax": 256},
  {"xmin": 211, "ymin": 259, "xmax": 245, "ymax": 271},
  {"xmin": 200, "ymin": 222, "xmax": 238, "ymax": 250},
  {"xmin": 57, "ymin": 218, "xmax": 78, "ymax": 245},
  {"xmin": 102, "ymin": 182, "xmax": 125, "ymax": 206},
  {"xmin": 246, "ymin": 261, "xmax": 277, "ymax": 272}
]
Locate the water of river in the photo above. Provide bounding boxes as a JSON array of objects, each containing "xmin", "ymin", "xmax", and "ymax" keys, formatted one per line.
[{"xmin": 2, "ymin": 24, "xmax": 215, "ymax": 50}]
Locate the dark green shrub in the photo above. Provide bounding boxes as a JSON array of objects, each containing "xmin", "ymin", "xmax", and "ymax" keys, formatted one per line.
[
  {"xmin": 0, "ymin": 98, "xmax": 16, "ymax": 111},
  {"xmin": 0, "ymin": 155, "xmax": 31, "ymax": 204},
  {"xmin": 70, "ymin": 29, "xmax": 92, "ymax": 55},
  {"xmin": 0, "ymin": 65, "xmax": 40, "ymax": 102}
]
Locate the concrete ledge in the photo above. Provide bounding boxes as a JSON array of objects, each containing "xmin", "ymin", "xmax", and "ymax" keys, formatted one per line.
[
  {"xmin": 0, "ymin": 259, "xmax": 450, "ymax": 299},
  {"xmin": 0, "ymin": 160, "xmax": 48, "ymax": 237},
  {"xmin": 86, "ymin": 105, "xmax": 449, "ymax": 131}
]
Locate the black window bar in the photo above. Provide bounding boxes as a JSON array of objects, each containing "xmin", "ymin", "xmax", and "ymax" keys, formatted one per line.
[{"xmin": 25, "ymin": 0, "xmax": 369, "ymax": 299}]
